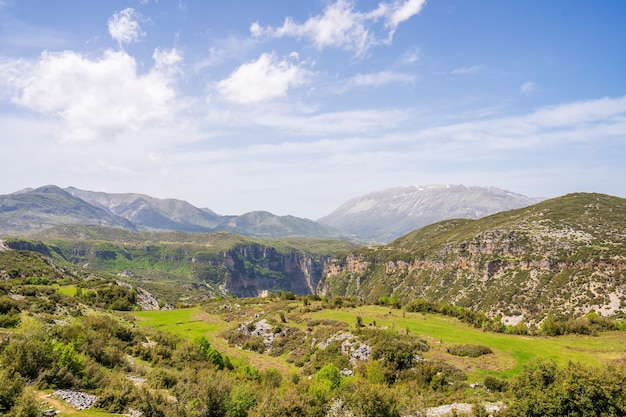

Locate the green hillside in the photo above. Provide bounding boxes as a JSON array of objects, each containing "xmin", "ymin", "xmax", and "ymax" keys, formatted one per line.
[
  {"xmin": 5, "ymin": 226, "xmax": 358, "ymax": 304},
  {"xmin": 319, "ymin": 193, "xmax": 626, "ymax": 323}
]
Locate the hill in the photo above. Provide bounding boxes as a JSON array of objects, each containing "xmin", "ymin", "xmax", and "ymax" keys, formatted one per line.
[
  {"xmin": 6, "ymin": 225, "xmax": 358, "ymax": 303},
  {"xmin": 0, "ymin": 185, "xmax": 349, "ymax": 240},
  {"xmin": 318, "ymin": 193, "xmax": 626, "ymax": 323},
  {"xmin": 0, "ymin": 185, "xmax": 135, "ymax": 235},
  {"xmin": 317, "ymin": 184, "xmax": 540, "ymax": 243}
]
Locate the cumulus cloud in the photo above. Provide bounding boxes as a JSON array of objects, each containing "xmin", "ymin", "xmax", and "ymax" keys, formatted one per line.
[
  {"xmin": 216, "ymin": 52, "xmax": 311, "ymax": 104},
  {"xmin": 350, "ymin": 71, "xmax": 416, "ymax": 87},
  {"xmin": 251, "ymin": 0, "xmax": 426, "ymax": 57},
  {"xmin": 4, "ymin": 48, "xmax": 181, "ymax": 142},
  {"xmin": 108, "ymin": 8, "xmax": 145, "ymax": 47}
]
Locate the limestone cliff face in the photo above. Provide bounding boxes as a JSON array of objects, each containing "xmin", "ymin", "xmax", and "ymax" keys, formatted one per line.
[
  {"xmin": 193, "ymin": 243, "xmax": 329, "ymax": 297},
  {"xmin": 319, "ymin": 193, "xmax": 626, "ymax": 321}
]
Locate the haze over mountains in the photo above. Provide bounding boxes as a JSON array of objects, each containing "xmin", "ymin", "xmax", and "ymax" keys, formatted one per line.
[
  {"xmin": 1, "ymin": 184, "xmax": 541, "ymax": 242},
  {"xmin": 318, "ymin": 185, "xmax": 542, "ymax": 242}
]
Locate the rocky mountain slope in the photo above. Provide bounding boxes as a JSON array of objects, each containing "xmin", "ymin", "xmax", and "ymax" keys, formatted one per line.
[
  {"xmin": 318, "ymin": 184, "xmax": 541, "ymax": 243},
  {"xmin": 8, "ymin": 225, "xmax": 357, "ymax": 302},
  {"xmin": 0, "ymin": 185, "xmax": 136, "ymax": 235},
  {"xmin": 0, "ymin": 186, "xmax": 348, "ymax": 240},
  {"xmin": 66, "ymin": 186, "xmax": 221, "ymax": 232},
  {"xmin": 318, "ymin": 193, "xmax": 626, "ymax": 323}
]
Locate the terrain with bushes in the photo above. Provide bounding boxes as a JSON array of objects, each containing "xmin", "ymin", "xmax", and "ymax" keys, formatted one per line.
[
  {"xmin": 320, "ymin": 193, "xmax": 626, "ymax": 324},
  {"xmin": 0, "ymin": 191, "xmax": 625, "ymax": 415}
]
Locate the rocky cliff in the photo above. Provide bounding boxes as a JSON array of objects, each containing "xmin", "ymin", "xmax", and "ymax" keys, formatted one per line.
[
  {"xmin": 190, "ymin": 243, "xmax": 329, "ymax": 297},
  {"xmin": 318, "ymin": 193, "xmax": 626, "ymax": 323},
  {"xmin": 4, "ymin": 227, "xmax": 352, "ymax": 302}
]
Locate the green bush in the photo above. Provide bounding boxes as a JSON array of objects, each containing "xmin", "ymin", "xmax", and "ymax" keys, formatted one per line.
[
  {"xmin": 446, "ymin": 344, "xmax": 492, "ymax": 358},
  {"xmin": 483, "ymin": 375, "xmax": 509, "ymax": 392}
]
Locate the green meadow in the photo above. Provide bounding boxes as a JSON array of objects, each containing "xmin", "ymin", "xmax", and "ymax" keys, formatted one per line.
[
  {"xmin": 132, "ymin": 307, "xmax": 221, "ymax": 340},
  {"xmin": 305, "ymin": 305, "xmax": 626, "ymax": 380},
  {"xmin": 130, "ymin": 302, "xmax": 625, "ymax": 382}
]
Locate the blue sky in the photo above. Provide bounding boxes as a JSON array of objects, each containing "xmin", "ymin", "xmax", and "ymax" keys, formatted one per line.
[{"xmin": 1, "ymin": 0, "xmax": 625, "ymax": 219}]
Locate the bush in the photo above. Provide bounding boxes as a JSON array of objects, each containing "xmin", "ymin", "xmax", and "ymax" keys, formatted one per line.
[
  {"xmin": 483, "ymin": 375, "xmax": 509, "ymax": 392},
  {"xmin": 242, "ymin": 336, "xmax": 266, "ymax": 353},
  {"xmin": 446, "ymin": 344, "xmax": 492, "ymax": 358},
  {"xmin": 316, "ymin": 363, "xmax": 341, "ymax": 389},
  {"xmin": 504, "ymin": 361, "xmax": 626, "ymax": 416}
]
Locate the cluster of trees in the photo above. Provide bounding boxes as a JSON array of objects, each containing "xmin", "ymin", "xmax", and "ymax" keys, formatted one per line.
[
  {"xmin": 502, "ymin": 361, "xmax": 626, "ymax": 416},
  {"xmin": 405, "ymin": 297, "xmax": 622, "ymax": 336}
]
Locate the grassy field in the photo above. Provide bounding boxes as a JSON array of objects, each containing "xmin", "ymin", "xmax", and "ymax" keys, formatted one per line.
[
  {"xmin": 55, "ymin": 284, "xmax": 78, "ymax": 297},
  {"xmin": 304, "ymin": 305, "xmax": 626, "ymax": 380},
  {"xmin": 130, "ymin": 307, "xmax": 296, "ymax": 373},
  {"xmin": 129, "ymin": 303, "xmax": 626, "ymax": 382},
  {"xmin": 132, "ymin": 308, "xmax": 221, "ymax": 340}
]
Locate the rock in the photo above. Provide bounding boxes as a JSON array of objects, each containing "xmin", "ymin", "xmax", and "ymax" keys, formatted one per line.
[{"xmin": 53, "ymin": 390, "xmax": 97, "ymax": 410}]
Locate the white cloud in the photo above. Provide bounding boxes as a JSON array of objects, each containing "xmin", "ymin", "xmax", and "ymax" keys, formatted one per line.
[
  {"xmin": 254, "ymin": 108, "xmax": 410, "ymax": 136},
  {"xmin": 527, "ymin": 95, "xmax": 626, "ymax": 128},
  {"xmin": 108, "ymin": 8, "xmax": 145, "ymax": 47},
  {"xmin": 450, "ymin": 65, "xmax": 483, "ymax": 75},
  {"xmin": 216, "ymin": 52, "xmax": 311, "ymax": 104},
  {"xmin": 368, "ymin": 0, "xmax": 427, "ymax": 37},
  {"xmin": 251, "ymin": 0, "xmax": 426, "ymax": 57},
  {"xmin": 4, "ymin": 49, "xmax": 180, "ymax": 142},
  {"xmin": 412, "ymin": 95, "xmax": 626, "ymax": 149},
  {"xmin": 350, "ymin": 71, "xmax": 416, "ymax": 87},
  {"xmin": 520, "ymin": 81, "xmax": 538, "ymax": 94}
]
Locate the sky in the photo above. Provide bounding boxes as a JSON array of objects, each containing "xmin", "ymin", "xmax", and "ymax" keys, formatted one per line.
[{"xmin": 1, "ymin": 0, "xmax": 625, "ymax": 219}]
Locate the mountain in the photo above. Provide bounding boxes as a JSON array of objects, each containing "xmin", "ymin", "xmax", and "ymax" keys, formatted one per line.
[
  {"xmin": 318, "ymin": 192, "xmax": 626, "ymax": 323},
  {"xmin": 0, "ymin": 185, "xmax": 135, "ymax": 235},
  {"xmin": 65, "ymin": 187, "xmax": 221, "ymax": 232},
  {"xmin": 214, "ymin": 211, "xmax": 346, "ymax": 239},
  {"xmin": 0, "ymin": 186, "xmax": 348, "ymax": 240},
  {"xmin": 317, "ymin": 184, "xmax": 541, "ymax": 243}
]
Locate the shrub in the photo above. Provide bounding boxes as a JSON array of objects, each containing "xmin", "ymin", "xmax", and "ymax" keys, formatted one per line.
[
  {"xmin": 484, "ymin": 375, "xmax": 509, "ymax": 392},
  {"xmin": 446, "ymin": 344, "xmax": 492, "ymax": 358},
  {"xmin": 316, "ymin": 363, "xmax": 342, "ymax": 389},
  {"xmin": 242, "ymin": 336, "xmax": 266, "ymax": 353}
]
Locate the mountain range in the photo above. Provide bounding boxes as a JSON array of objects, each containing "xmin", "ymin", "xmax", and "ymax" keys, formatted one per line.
[
  {"xmin": 0, "ymin": 185, "xmax": 347, "ymax": 240},
  {"xmin": 1, "ymin": 189, "xmax": 625, "ymax": 320},
  {"xmin": 0, "ymin": 184, "xmax": 540, "ymax": 242}
]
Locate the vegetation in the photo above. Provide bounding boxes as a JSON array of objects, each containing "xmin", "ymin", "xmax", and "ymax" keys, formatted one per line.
[
  {"xmin": 319, "ymin": 193, "xmax": 626, "ymax": 322},
  {"xmin": 1, "ymin": 192, "xmax": 626, "ymax": 415}
]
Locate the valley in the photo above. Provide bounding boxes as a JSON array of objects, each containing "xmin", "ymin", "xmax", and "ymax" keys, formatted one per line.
[{"xmin": 0, "ymin": 188, "xmax": 625, "ymax": 416}]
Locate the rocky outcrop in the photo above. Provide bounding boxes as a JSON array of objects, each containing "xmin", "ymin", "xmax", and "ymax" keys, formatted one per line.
[
  {"xmin": 319, "ymin": 193, "xmax": 626, "ymax": 320},
  {"xmin": 114, "ymin": 279, "xmax": 172, "ymax": 310},
  {"xmin": 214, "ymin": 244, "xmax": 329, "ymax": 297},
  {"xmin": 53, "ymin": 390, "xmax": 97, "ymax": 410}
]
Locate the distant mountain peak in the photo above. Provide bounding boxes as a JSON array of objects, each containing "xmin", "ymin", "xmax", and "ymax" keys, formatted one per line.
[{"xmin": 318, "ymin": 184, "xmax": 541, "ymax": 243}]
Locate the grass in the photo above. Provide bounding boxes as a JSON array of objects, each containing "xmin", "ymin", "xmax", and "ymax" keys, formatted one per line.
[
  {"xmin": 55, "ymin": 285, "xmax": 78, "ymax": 297},
  {"xmin": 128, "ymin": 302, "xmax": 626, "ymax": 381},
  {"xmin": 130, "ymin": 307, "xmax": 295, "ymax": 373},
  {"xmin": 131, "ymin": 307, "xmax": 221, "ymax": 340},
  {"xmin": 305, "ymin": 305, "xmax": 626, "ymax": 380}
]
